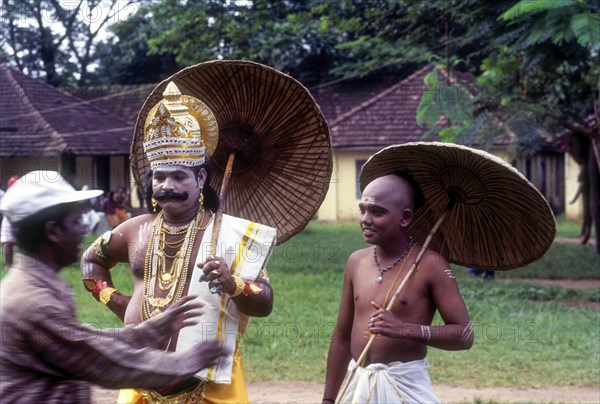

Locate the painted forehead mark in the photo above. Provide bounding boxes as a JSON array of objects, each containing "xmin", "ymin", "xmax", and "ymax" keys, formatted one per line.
[{"xmin": 361, "ymin": 196, "xmax": 376, "ymax": 204}]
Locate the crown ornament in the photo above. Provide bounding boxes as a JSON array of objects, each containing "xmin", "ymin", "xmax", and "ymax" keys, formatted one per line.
[{"xmin": 143, "ymin": 82, "xmax": 218, "ymax": 169}]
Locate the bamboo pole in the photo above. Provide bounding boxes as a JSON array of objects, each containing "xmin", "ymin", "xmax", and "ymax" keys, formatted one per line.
[
  {"xmin": 334, "ymin": 208, "xmax": 451, "ymax": 403},
  {"xmin": 208, "ymin": 153, "xmax": 236, "ymax": 256}
]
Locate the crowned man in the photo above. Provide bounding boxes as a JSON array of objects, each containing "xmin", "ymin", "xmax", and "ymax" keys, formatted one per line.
[{"xmin": 81, "ymin": 82, "xmax": 277, "ymax": 403}]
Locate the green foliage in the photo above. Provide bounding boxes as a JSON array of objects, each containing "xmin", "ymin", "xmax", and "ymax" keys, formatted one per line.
[
  {"xmin": 416, "ymin": 0, "xmax": 599, "ymax": 156},
  {"xmin": 0, "ymin": 0, "xmax": 135, "ymax": 86},
  {"xmin": 123, "ymin": 0, "xmax": 343, "ymax": 84},
  {"xmin": 501, "ymin": 0, "xmax": 578, "ymax": 21},
  {"xmin": 571, "ymin": 13, "xmax": 600, "ymax": 48},
  {"xmin": 417, "ymin": 67, "xmax": 475, "ymax": 139},
  {"xmin": 499, "ymin": 0, "xmax": 600, "ymax": 50},
  {"xmin": 96, "ymin": 4, "xmax": 181, "ymax": 84},
  {"xmin": 82, "ymin": 0, "xmax": 506, "ymax": 85},
  {"xmin": 416, "ymin": 70, "xmax": 441, "ymax": 127}
]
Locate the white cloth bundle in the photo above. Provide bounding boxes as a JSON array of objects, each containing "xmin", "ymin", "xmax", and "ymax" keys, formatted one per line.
[{"xmin": 177, "ymin": 214, "xmax": 276, "ymax": 383}]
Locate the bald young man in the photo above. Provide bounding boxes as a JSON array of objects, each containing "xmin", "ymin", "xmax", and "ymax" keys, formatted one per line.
[{"xmin": 322, "ymin": 174, "xmax": 473, "ymax": 403}]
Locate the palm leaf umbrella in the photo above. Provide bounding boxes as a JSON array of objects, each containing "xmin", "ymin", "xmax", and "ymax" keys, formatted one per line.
[
  {"xmin": 360, "ymin": 142, "xmax": 556, "ymax": 269},
  {"xmin": 131, "ymin": 60, "xmax": 333, "ymax": 245}
]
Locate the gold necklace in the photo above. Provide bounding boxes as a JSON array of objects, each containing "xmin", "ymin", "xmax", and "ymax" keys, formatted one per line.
[
  {"xmin": 195, "ymin": 210, "xmax": 213, "ymax": 231},
  {"xmin": 158, "ymin": 219, "xmax": 194, "ymax": 289},
  {"xmin": 163, "ymin": 221, "xmax": 193, "ymax": 235},
  {"xmin": 142, "ymin": 208, "xmax": 205, "ymax": 319},
  {"xmin": 155, "ymin": 211, "xmax": 213, "ymax": 291}
]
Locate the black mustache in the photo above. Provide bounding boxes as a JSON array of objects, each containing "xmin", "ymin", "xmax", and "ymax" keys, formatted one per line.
[{"xmin": 153, "ymin": 191, "xmax": 188, "ymax": 201}]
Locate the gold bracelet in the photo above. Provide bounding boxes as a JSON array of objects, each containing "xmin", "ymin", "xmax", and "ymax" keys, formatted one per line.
[
  {"xmin": 230, "ymin": 276, "xmax": 245, "ymax": 297},
  {"xmin": 99, "ymin": 287, "xmax": 118, "ymax": 305}
]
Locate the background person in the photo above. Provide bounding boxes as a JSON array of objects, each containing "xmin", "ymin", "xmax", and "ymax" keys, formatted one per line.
[
  {"xmin": 468, "ymin": 267, "xmax": 495, "ymax": 281},
  {"xmin": 100, "ymin": 190, "xmax": 128, "ymax": 228}
]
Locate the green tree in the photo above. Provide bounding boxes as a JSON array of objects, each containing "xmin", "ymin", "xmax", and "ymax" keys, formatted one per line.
[
  {"xmin": 1, "ymin": 0, "xmax": 140, "ymax": 86},
  {"xmin": 308, "ymin": 1, "xmax": 507, "ymax": 81},
  {"xmin": 417, "ymin": 0, "xmax": 600, "ymax": 167},
  {"xmin": 125, "ymin": 0, "xmax": 502, "ymax": 85},
  {"xmin": 131, "ymin": 0, "xmax": 339, "ymax": 85},
  {"xmin": 94, "ymin": 4, "xmax": 180, "ymax": 84}
]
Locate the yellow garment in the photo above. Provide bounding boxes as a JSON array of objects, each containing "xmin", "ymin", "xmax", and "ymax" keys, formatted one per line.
[{"xmin": 116, "ymin": 343, "xmax": 248, "ymax": 404}]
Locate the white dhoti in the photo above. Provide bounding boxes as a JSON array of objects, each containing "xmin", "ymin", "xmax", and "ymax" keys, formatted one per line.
[{"xmin": 340, "ymin": 359, "xmax": 440, "ymax": 404}]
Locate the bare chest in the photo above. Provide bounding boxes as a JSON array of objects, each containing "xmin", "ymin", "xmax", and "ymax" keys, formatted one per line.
[
  {"xmin": 126, "ymin": 221, "xmax": 207, "ymax": 321},
  {"xmin": 352, "ymin": 257, "xmax": 429, "ymax": 318}
]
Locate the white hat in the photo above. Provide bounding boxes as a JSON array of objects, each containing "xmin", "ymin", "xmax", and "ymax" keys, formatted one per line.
[{"xmin": 0, "ymin": 171, "xmax": 103, "ymax": 223}]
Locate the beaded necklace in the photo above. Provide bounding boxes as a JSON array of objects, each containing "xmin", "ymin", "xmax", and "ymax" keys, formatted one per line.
[
  {"xmin": 142, "ymin": 208, "xmax": 210, "ymax": 319},
  {"xmin": 372, "ymin": 236, "xmax": 414, "ymax": 283}
]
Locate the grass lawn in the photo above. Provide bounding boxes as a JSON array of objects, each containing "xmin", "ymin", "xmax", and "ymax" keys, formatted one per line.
[
  {"xmin": 241, "ymin": 219, "xmax": 599, "ymax": 387},
  {"xmin": 1, "ymin": 217, "xmax": 598, "ymax": 388},
  {"xmin": 555, "ymin": 214, "xmax": 586, "ymax": 238}
]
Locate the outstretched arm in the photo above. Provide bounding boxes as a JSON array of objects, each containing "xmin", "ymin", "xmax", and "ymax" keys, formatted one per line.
[
  {"xmin": 80, "ymin": 224, "xmax": 135, "ymax": 321},
  {"xmin": 16, "ymin": 298, "xmax": 226, "ymax": 390}
]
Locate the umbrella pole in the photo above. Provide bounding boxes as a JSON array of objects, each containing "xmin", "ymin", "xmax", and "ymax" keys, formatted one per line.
[
  {"xmin": 335, "ymin": 208, "xmax": 451, "ymax": 404},
  {"xmin": 208, "ymin": 153, "xmax": 236, "ymax": 256}
]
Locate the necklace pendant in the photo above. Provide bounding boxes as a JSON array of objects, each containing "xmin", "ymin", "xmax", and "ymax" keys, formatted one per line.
[
  {"xmin": 374, "ymin": 275, "xmax": 383, "ymax": 283},
  {"xmin": 161, "ymin": 273, "xmax": 172, "ymax": 282}
]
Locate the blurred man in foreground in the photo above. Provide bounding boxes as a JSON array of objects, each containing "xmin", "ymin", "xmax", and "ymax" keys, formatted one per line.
[{"xmin": 0, "ymin": 170, "xmax": 226, "ymax": 403}]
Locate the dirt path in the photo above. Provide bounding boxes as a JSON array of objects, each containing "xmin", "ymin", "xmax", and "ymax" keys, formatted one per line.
[
  {"xmin": 498, "ymin": 278, "xmax": 600, "ymax": 310},
  {"xmin": 500, "ymin": 278, "xmax": 600, "ymax": 290},
  {"xmin": 553, "ymin": 236, "xmax": 596, "ymax": 246},
  {"xmin": 248, "ymin": 381, "xmax": 600, "ymax": 403},
  {"xmin": 93, "ymin": 382, "xmax": 600, "ymax": 403}
]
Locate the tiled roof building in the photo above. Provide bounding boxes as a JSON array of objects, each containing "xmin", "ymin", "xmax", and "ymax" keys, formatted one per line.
[
  {"xmin": 315, "ymin": 64, "xmax": 440, "ymax": 149},
  {"xmin": 0, "ymin": 65, "xmax": 132, "ymax": 157}
]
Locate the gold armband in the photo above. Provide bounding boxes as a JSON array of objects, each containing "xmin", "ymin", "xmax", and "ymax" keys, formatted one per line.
[
  {"xmin": 91, "ymin": 231, "xmax": 112, "ymax": 260},
  {"xmin": 230, "ymin": 276, "xmax": 245, "ymax": 297},
  {"xmin": 99, "ymin": 287, "xmax": 117, "ymax": 305}
]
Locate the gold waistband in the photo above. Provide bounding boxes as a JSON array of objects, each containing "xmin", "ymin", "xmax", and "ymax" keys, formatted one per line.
[{"xmin": 140, "ymin": 379, "xmax": 207, "ymax": 403}]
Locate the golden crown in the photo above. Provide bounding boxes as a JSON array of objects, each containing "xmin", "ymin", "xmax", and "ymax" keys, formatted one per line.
[{"xmin": 143, "ymin": 82, "xmax": 218, "ymax": 169}]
